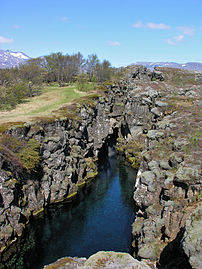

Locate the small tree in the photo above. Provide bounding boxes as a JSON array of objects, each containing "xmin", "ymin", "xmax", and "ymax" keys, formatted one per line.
[
  {"xmin": 85, "ymin": 54, "xmax": 99, "ymax": 81},
  {"xmin": 18, "ymin": 58, "xmax": 44, "ymax": 96},
  {"xmin": 96, "ymin": 59, "xmax": 112, "ymax": 82},
  {"xmin": 75, "ymin": 74, "xmax": 89, "ymax": 92}
]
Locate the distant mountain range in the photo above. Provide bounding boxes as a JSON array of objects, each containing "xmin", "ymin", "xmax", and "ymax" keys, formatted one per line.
[
  {"xmin": 134, "ymin": 61, "xmax": 202, "ymax": 71},
  {"xmin": 0, "ymin": 50, "xmax": 202, "ymax": 71},
  {"xmin": 0, "ymin": 49, "xmax": 30, "ymax": 68}
]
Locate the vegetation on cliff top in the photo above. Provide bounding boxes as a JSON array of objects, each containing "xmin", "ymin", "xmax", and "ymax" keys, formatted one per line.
[
  {"xmin": 0, "ymin": 52, "xmax": 123, "ymax": 112},
  {"xmin": 0, "ymin": 52, "xmax": 124, "ymax": 129},
  {"xmin": 0, "ymin": 135, "xmax": 40, "ymax": 174}
]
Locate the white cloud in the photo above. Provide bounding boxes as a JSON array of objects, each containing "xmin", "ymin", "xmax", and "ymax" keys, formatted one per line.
[
  {"xmin": 174, "ymin": 35, "xmax": 184, "ymax": 42},
  {"xmin": 166, "ymin": 26, "xmax": 194, "ymax": 46},
  {"xmin": 0, "ymin": 36, "xmax": 13, "ymax": 43},
  {"xmin": 132, "ymin": 21, "xmax": 170, "ymax": 30},
  {"xmin": 107, "ymin": 41, "xmax": 120, "ymax": 47},
  {"xmin": 165, "ymin": 35, "xmax": 184, "ymax": 45},
  {"xmin": 177, "ymin": 26, "xmax": 194, "ymax": 36},
  {"xmin": 132, "ymin": 21, "xmax": 144, "ymax": 28},
  {"xmin": 13, "ymin": 24, "xmax": 20, "ymax": 29},
  {"xmin": 60, "ymin": 17, "xmax": 68, "ymax": 22},
  {"xmin": 146, "ymin": 22, "xmax": 170, "ymax": 30}
]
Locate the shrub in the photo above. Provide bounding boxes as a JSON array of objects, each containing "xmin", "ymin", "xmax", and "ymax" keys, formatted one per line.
[
  {"xmin": 0, "ymin": 135, "xmax": 40, "ymax": 174},
  {"xmin": 0, "ymin": 82, "xmax": 28, "ymax": 110},
  {"xmin": 75, "ymin": 74, "xmax": 97, "ymax": 92},
  {"xmin": 0, "ymin": 144, "xmax": 22, "ymax": 174},
  {"xmin": 17, "ymin": 139, "xmax": 40, "ymax": 172}
]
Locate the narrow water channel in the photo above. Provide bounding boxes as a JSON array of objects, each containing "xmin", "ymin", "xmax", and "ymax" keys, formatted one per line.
[{"xmin": 15, "ymin": 153, "xmax": 136, "ymax": 269}]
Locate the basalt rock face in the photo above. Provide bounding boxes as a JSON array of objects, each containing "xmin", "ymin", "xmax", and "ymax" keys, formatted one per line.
[
  {"xmin": 181, "ymin": 205, "xmax": 202, "ymax": 269},
  {"xmin": 129, "ymin": 70, "xmax": 202, "ymax": 267},
  {"xmin": 0, "ymin": 67, "xmax": 156, "ymax": 265},
  {"xmin": 125, "ymin": 65, "xmax": 164, "ymax": 82},
  {"xmin": 0, "ymin": 66, "xmax": 201, "ymax": 268}
]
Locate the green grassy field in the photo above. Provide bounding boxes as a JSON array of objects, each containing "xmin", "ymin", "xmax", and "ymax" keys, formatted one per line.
[{"xmin": 0, "ymin": 84, "xmax": 87, "ymax": 124}]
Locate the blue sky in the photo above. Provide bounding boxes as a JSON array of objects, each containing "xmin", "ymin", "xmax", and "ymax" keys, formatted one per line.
[{"xmin": 1, "ymin": 0, "xmax": 202, "ymax": 66}]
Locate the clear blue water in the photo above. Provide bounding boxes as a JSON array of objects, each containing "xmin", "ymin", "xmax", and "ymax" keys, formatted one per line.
[{"xmin": 21, "ymin": 155, "xmax": 136, "ymax": 268}]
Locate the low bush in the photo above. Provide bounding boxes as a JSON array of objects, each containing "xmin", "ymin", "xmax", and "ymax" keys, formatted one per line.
[
  {"xmin": 0, "ymin": 82, "xmax": 28, "ymax": 110},
  {"xmin": 0, "ymin": 135, "xmax": 40, "ymax": 174}
]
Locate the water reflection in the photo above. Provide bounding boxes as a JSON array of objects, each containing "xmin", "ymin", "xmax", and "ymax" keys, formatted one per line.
[{"xmin": 14, "ymin": 154, "xmax": 137, "ymax": 269}]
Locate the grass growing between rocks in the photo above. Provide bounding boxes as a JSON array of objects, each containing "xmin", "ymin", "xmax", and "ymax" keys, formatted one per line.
[
  {"xmin": 156, "ymin": 67, "xmax": 200, "ymax": 86},
  {"xmin": 116, "ymin": 137, "xmax": 145, "ymax": 169}
]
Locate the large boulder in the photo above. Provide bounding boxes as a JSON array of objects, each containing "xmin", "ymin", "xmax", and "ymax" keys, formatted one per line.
[
  {"xmin": 85, "ymin": 251, "xmax": 151, "ymax": 268},
  {"xmin": 44, "ymin": 251, "xmax": 152, "ymax": 269},
  {"xmin": 152, "ymin": 70, "xmax": 164, "ymax": 81},
  {"xmin": 141, "ymin": 171, "xmax": 155, "ymax": 186}
]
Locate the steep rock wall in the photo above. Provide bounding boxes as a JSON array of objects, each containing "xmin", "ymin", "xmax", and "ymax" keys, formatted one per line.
[
  {"xmin": 0, "ymin": 67, "xmax": 201, "ymax": 268},
  {"xmin": 0, "ymin": 74, "xmax": 154, "ymax": 265}
]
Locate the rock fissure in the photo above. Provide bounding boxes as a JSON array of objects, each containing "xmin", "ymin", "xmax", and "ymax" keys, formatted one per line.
[{"xmin": 0, "ymin": 66, "xmax": 201, "ymax": 268}]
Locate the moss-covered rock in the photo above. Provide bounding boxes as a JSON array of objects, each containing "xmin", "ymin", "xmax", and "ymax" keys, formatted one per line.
[
  {"xmin": 44, "ymin": 251, "xmax": 152, "ymax": 268},
  {"xmin": 182, "ymin": 205, "xmax": 202, "ymax": 268},
  {"xmin": 85, "ymin": 251, "xmax": 151, "ymax": 268},
  {"xmin": 138, "ymin": 242, "xmax": 165, "ymax": 261},
  {"xmin": 141, "ymin": 171, "xmax": 155, "ymax": 186},
  {"xmin": 0, "ymin": 225, "xmax": 13, "ymax": 242},
  {"xmin": 17, "ymin": 140, "xmax": 40, "ymax": 172},
  {"xmin": 132, "ymin": 217, "xmax": 144, "ymax": 235}
]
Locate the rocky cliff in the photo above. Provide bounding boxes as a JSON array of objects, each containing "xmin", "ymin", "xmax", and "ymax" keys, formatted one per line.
[
  {"xmin": 0, "ymin": 66, "xmax": 201, "ymax": 268},
  {"xmin": 118, "ymin": 67, "xmax": 202, "ymax": 268}
]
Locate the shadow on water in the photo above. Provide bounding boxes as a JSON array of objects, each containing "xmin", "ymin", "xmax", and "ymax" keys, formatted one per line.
[{"xmin": 11, "ymin": 152, "xmax": 137, "ymax": 269}]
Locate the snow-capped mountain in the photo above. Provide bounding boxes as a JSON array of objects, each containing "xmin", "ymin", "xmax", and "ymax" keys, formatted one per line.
[
  {"xmin": 134, "ymin": 62, "xmax": 202, "ymax": 71},
  {"xmin": 0, "ymin": 49, "xmax": 30, "ymax": 68},
  {"xmin": 1, "ymin": 49, "xmax": 201, "ymax": 72}
]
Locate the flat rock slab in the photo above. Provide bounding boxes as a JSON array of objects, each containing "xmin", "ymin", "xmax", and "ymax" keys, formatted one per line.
[{"xmin": 44, "ymin": 251, "xmax": 152, "ymax": 269}]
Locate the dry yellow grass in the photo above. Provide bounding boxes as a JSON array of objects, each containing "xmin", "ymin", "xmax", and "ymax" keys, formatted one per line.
[{"xmin": 0, "ymin": 85, "xmax": 86, "ymax": 124}]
